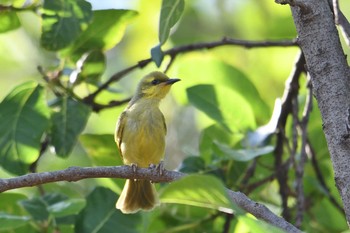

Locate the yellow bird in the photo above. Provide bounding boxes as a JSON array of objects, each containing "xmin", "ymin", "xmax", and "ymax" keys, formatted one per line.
[{"xmin": 115, "ymin": 71, "xmax": 180, "ymax": 214}]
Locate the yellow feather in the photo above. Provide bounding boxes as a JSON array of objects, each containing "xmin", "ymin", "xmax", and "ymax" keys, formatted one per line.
[{"xmin": 115, "ymin": 71, "xmax": 180, "ymax": 213}]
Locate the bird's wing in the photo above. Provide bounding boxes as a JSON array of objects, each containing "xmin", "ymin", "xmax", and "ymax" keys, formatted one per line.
[
  {"xmin": 162, "ymin": 113, "xmax": 167, "ymax": 135},
  {"xmin": 115, "ymin": 111, "xmax": 127, "ymax": 158}
]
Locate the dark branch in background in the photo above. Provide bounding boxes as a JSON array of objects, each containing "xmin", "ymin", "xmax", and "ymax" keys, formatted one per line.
[
  {"xmin": 331, "ymin": 0, "xmax": 350, "ymax": 47},
  {"xmin": 295, "ymin": 78, "xmax": 313, "ymax": 227},
  {"xmin": 29, "ymin": 136, "xmax": 50, "ymax": 196},
  {"xmin": 82, "ymin": 37, "xmax": 298, "ymax": 111},
  {"xmin": 307, "ymin": 140, "xmax": 344, "ymax": 213},
  {"xmin": 275, "ymin": 52, "xmax": 305, "ymax": 221},
  {"xmin": 0, "ymin": 166, "xmax": 301, "ymax": 233}
]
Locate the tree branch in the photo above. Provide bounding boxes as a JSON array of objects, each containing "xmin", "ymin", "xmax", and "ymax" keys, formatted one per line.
[
  {"xmin": 0, "ymin": 166, "xmax": 301, "ymax": 233},
  {"xmin": 83, "ymin": 37, "xmax": 298, "ymax": 105},
  {"xmin": 295, "ymin": 77, "xmax": 313, "ymax": 227},
  {"xmin": 286, "ymin": 0, "xmax": 350, "ymax": 225},
  {"xmin": 275, "ymin": 52, "xmax": 305, "ymax": 221}
]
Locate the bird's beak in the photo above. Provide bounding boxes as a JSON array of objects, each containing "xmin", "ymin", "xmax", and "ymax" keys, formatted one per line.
[{"xmin": 165, "ymin": 78, "xmax": 181, "ymax": 85}]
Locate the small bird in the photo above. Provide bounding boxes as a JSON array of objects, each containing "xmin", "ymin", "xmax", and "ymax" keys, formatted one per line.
[{"xmin": 115, "ymin": 71, "xmax": 180, "ymax": 214}]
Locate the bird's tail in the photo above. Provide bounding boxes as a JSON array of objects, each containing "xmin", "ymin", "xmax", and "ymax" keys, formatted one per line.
[{"xmin": 116, "ymin": 179, "xmax": 159, "ymax": 214}]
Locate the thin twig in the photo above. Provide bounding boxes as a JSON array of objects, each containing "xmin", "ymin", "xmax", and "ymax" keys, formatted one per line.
[
  {"xmin": 275, "ymin": 52, "xmax": 305, "ymax": 221},
  {"xmin": 307, "ymin": 140, "xmax": 344, "ymax": 213},
  {"xmin": 295, "ymin": 77, "xmax": 313, "ymax": 227},
  {"xmin": 222, "ymin": 213, "xmax": 234, "ymax": 233},
  {"xmin": 83, "ymin": 38, "xmax": 298, "ymax": 103},
  {"xmin": 332, "ymin": 0, "xmax": 350, "ymax": 47},
  {"xmin": 239, "ymin": 159, "xmax": 257, "ymax": 189}
]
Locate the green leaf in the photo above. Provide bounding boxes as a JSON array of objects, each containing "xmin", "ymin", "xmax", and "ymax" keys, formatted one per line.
[
  {"xmin": 51, "ymin": 97, "xmax": 91, "ymax": 157},
  {"xmin": 199, "ymin": 125, "xmax": 243, "ymax": 164},
  {"xmin": 48, "ymin": 199, "xmax": 86, "ymax": 217},
  {"xmin": 171, "ymin": 55, "xmax": 269, "ymax": 120},
  {"xmin": 0, "ymin": 10, "xmax": 20, "ymax": 33},
  {"xmin": 159, "ymin": 0, "xmax": 185, "ymax": 45},
  {"xmin": 41, "ymin": 0, "xmax": 93, "ymax": 51},
  {"xmin": 79, "ymin": 134, "xmax": 122, "ymax": 166},
  {"xmin": 150, "ymin": 44, "xmax": 164, "ymax": 67},
  {"xmin": 0, "ymin": 193, "xmax": 27, "ymax": 214},
  {"xmin": 75, "ymin": 187, "xmax": 141, "ymax": 233},
  {"xmin": 187, "ymin": 84, "xmax": 256, "ymax": 132},
  {"xmin": 214, "ymin": 143, "xmax": 274, "ymax": 162},
  {"xmin": 0, "ymin": 81, "xmax": 50, "ymax": 175},
  {"xmin": 0, "ymin": 213, "xmax": 30, "ymax": 230},
  {"xmin": 77, "ymin": 50, "xmax": 106, "ymax": 85},
  {"xmin": 67, "ymin": 9, "xmax": 137, "ymax": 58},
  {"xmin": 160, "ymin": 175, "xmax": 239, "ymax": 214},
  {"xmin": 179, "ymin": 156, "xmax": 206, "ymax": 173},
  {"xmin": 238, "ymin": 215, "xmax": 285, "ymax": 233},
  {"xmin": 20, "ymin": 193, "xmax": 68, "ymax": 221}
]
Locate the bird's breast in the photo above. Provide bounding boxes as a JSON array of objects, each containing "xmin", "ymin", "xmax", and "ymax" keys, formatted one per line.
[{"xmin": 121, "ymin": 106, "xmax": 166, "ymax": 167}]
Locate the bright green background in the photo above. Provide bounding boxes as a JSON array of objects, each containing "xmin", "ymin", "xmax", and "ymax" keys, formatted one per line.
[{"xmin": 0, "ymin": 0, "xmax": 349, "ymax": 232}]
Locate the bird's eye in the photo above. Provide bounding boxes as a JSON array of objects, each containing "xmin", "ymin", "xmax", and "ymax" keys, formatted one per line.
[{"xmin": 151, "ymin": 79, "xmax": 160, "ymax": 85}]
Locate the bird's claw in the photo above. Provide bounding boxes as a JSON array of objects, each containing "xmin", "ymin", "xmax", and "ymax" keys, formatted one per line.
[
  {"xmin": 149, "ymin": 161, "xmax": 165, "ymax": 175},
  {"xmin": 130, "ymin": 163, "xmax": 138, "ymax": 173}
]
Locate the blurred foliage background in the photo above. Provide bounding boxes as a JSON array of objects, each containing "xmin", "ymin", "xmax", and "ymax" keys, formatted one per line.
[{"xmin": 0, "ymin": 0, "xmax": 349, "ymax": 232}]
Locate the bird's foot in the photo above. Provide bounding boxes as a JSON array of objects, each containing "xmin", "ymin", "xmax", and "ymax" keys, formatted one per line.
[{"xmin": 149, "ymin": 161, "xmax": 165, "ymax": 175}]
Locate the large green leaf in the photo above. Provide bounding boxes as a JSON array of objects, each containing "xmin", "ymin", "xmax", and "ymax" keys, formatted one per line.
[
  {"xmin": 170, "ymin": 55, "xmax": 269, "ymax": 120},
  {"xmin": 0, "ymin": 213, "xmax": 30, "ymax": 230},
  {"xmin": 213, "ymin": 143, "xmax": 274, "ymax": 162},
  {"xmin": 20, "ymin": 193, "xmax": 68, "ymax": 221},
  {"xmin": 160, "ymin": 175, "xmax": 239, "ymax": 214},
  {"xmin": 50, "ymin": 96, "xmax": 91, "ymax": 157},
  {"xmin": 75, "ymin": 187, "xmax": 141, "ymax": 233},
  {"xmin": 0, "ymin": 81, "xmax": 50, "ymax": 175},
  {"xmin": 79, "ymin": 134, "xmax": 121, "ymax": 166},
  {"xmin": 199, "ymin": 124, "xmax": 243, "ymax": 164},
  {"xmin": 0, "ymin": 10, "xmax": 20, "ymax": 33},
  {"xmin": 0, "ymin": 193, "xmax": 27, "ymax": 214},
  {"xmin": 67, "ymin": 9, "xmax": 137, "ymax": 58},
  {"xmin": 47, "ymin": 199, "xmax": 86, "ymax": 217},
  {"xmin": 41, "ymin": 0, "xmax": 92, "ymax": 50},
  {"xmin": 187, "ymin": 84, "xmax": 256, "ymax": 132},
  {"xmin": 159, "ymin": 0, "xmax": 184, "ymax": 45}
]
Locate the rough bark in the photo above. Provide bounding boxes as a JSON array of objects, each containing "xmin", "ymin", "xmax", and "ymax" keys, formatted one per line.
[
  {"xmin": 0, "ymin": 166, "xmax": 301, "ymax": 233},
  {"xmin": 287, "ymin": 0, "xmax": 350, "ymax": 225}
]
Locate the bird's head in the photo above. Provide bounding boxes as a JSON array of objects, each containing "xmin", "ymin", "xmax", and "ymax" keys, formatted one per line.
[{"xmin": 135, "ymin": 71, "xmax": 180, "ymax": 100}]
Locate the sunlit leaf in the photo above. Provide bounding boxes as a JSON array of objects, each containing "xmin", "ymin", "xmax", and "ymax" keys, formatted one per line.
[
  {"xmin": 214, "ymin": 143, "xmax": 274, "ymax": 162},
  {"xmin": 187, "ymin": 84, "xmax": 256, "ymax": 132},
  {"xmin": 0, "ymin": 10, "xmax": 20, "ymax": 32},
  {"xmin": 68, "ymin": 9, "xmax": 137, "ymax": 58},
  {"xmin": 50, "ymin": 96, "xmax": 91, "ymax": 157},
  {"xmin": 0, "ymin": 82, "xmax": 50, "ymax": 175},
  {"xmin": 238, "ymin": 215, "xmax": 285, "ymax": 233},
  {"xmin": 79, "ymin": 134, "xmax": 121, "ymax": 166},
  {"xmin": 0, "ymin": 213, "xmax": 30, "ymax": 230},
  {"xmin": 0, "ymin": 193, "xmax": 27, "ymax": 214},
  {"xmin": 170, "ymin": 55, "xmax": 269, "ymax": 119},
  {"xmin": 75, "ymin": 187, "xmax": 141, "ymax": 233},
  {"xmin": 160, "ymin": 175, "xmax": 239, "ymax": 214},
  {"xmin": 41, "ymin": 0, "xmax": 92, "ymax": 50},
  {"xmin": 159, "ymin": 0, "xmax": 185, "ymax": 45}
]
